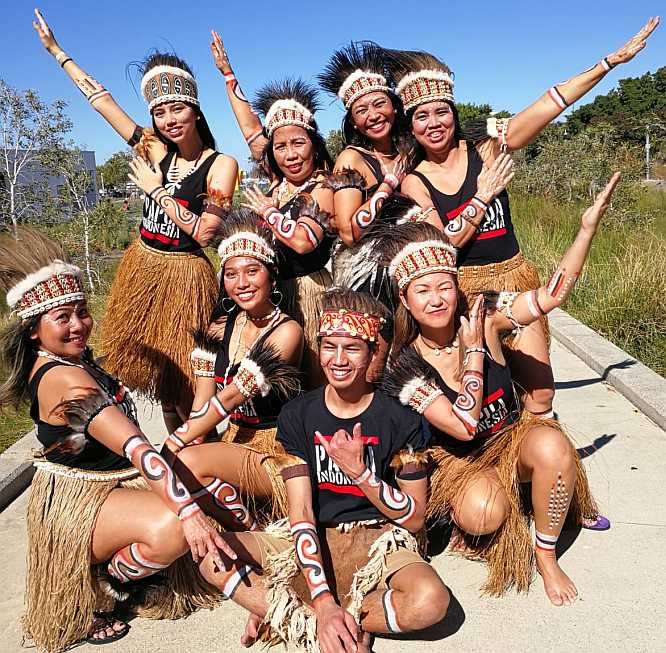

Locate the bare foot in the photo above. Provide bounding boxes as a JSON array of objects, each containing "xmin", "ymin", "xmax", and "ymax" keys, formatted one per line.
[
  {"xmin": 535, "ymin": 550, "xmax": 578, "ymax": 606},
  {"xmin": 240, "ymin": 612, "xmax": 262, "ymax": 648},
  {"xmin": 448, "ymin": 526, "xmax": 476, "ymax": 555}
]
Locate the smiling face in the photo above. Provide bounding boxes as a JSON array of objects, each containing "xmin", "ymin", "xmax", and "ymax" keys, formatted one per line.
[
  {"xmin": 319, "ymin": 335, "xmax": 373, "ymax": 392},
  {"xmin": 152, "ymin": 101, "xmax": 199, "ymax": 145},
  {"xmin": 272, "ymin": 125, "xmax": 316, "ymax": 184},
  {"xmin": 223, "ymin": 256, "xmax": 273, "ymax": 313},
  {"xmin": 31, "ymin": 301, "xmax": 93, "ymax": 358},
  {"xmin": 401, "ymin": 271, "xmax": 458, "ymax": 330},
  {"xmin": 350, "ymin": 91, "xmax": 395, "ymax": 144},
  {"xmin": 411, "ymin": 100, "xmax": 456, "ymax": 155}
]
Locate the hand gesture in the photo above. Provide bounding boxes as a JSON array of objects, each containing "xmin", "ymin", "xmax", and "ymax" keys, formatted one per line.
[
  {"xmin": 242, "ymin": 184, "xmax": 276, "ymax": 217},
  {"xmin": 607, "ymin": 17, "xmax": 660, "ymax": 66},
  {"xmin": 314, "ymin": 599, "xmax": 360, "ymax": 653},
  {"xmin": 580, "ymin": 172, "xmax": 620, "ymax": 234},
  {"xmin": 381, "ymin": 157, "xmax": 406, "ymax": 190},
  {"xmin": 459, "ymin": 294, "xmax": 485, "ymax": 352},
  {"xmin": 476, "ymin": 153, "xmax": 514, "ymax": 205},
  {"xmin": 315, "ymin": 423, "xmax": 366, "ymax": 480},
  {"xmin": 33, "ymin": 8, "xmax": 61, "ymax": 55},
  {"xmin": 180, "ymin": 507, "xmax": 238, "ymax": 570},
  {"xmin": 128, "ymin": 156, "xmax": 163, "ymax": 195},
  {"xmin": 210, "ymin": 30, "xmax": 232, "ymax": 74}
]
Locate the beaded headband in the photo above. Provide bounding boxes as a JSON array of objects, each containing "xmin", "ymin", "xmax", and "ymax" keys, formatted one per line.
[
  {"xmin": 140, "ymin": 65, "xmax": 200, "ymax": 112},
  {"xmin": 318, "ymin": 308, "xmax": 384, "ymax": 343},
  {"xmin": 6, "ymin": 261, "xmax": 85, "ymax": 320},
  {"xmin": 389, "ymin": 240, "xmax": 457, "ymax": 290},
  {"xmin": 338, "ymin": 70, "xmax": 391, "ymax": 109},
  {"xmin": 218, "ymin": 232, "xmax": 276, "ymax": 267},
  {"xmin": 264, "ymin": 99, "xmax": 314, "ymax": 137},
  {"xmin": 396, "ymin": 69, "xmax": 455, "ymax": 111}
]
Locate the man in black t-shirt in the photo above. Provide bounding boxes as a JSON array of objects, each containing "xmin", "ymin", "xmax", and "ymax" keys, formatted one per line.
[{"xmin": 199, "ymin": 290, "xmax": 449, "ymax": 653}]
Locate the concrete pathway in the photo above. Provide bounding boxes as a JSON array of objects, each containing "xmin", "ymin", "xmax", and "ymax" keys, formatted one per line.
[{"xmin": 1, "ymin": 339, "xmax": 664, "ymax": 653}]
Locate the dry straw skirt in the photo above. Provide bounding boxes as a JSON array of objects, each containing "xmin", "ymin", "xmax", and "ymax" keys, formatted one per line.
[
  {"xmin": 426, "ymin": 412, "xmax": 598, "ymax": 596},
  {"xmin": 100, "ymin": 240, "xmax": 217, "ymax": 406},
  {"xmin": 457, "ymin": 251, "xmax": 549, "ymax": 343},
  {"xmin": 23, "ymin": 461, "xmax": 221, "ymax": 653},
  {"xmin": 259, "ymin": 520, "xmax": 419, "ymax": 652}
]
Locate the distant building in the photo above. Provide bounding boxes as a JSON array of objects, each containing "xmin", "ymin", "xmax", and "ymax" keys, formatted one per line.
[{"xmin": 0, "ymin": 149, "xmax": 99, "ymax": 214}]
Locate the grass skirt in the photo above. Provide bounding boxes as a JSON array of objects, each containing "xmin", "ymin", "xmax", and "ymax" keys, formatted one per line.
[
  {"xmin": 427, "ymin": 413, "xmax": 598, "ymax": 596},
  {"xmin": 261, "ymin": 520, "xmax": 419, "ymax": 652},
  {"xmin": 221, "ymin": 422, "xmax": 288, "ymax": 524},
  {"xmin": 286, "ymin": 269, "xmax": 332, "ymax": 389},
  {"xmin": 100, "ymin": 240, "xmax": 217, "ymax": 406},
  {"xmin": 23, "ymin": 461, "xmax": 220, "ymax": 652},
  {"xmin": 457, "ymin": 251, "xmax": 549, "ymax": 344}
]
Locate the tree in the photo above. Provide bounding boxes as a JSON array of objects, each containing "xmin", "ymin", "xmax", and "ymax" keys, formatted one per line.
[
  {"xmin": 0, "ymin": 79, "xmax": 71, "ymax": 235},
  {"xmin": 326, "ymin": 129, "xmax": 345, "ymax": 160},
  {"xmin": 97, "ymin": 150, "xmax": 133, "ymax": 193},
  {"xmin": 456, "ymin": 102, "xmax": 511, "ymax": 126}
]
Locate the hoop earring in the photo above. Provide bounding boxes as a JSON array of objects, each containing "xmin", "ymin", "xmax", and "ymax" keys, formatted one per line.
[
  {"xmin": 270, "ymin": 289, "xmax": 283, "ymax": 307},
  {"xmin": 222, "ymin": 297, "xmax": 237, "ymax": 313}
]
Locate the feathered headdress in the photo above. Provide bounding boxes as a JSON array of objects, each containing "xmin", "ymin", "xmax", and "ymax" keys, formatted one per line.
[
  {"xmin": 384, "ymin": 49, "xmax": 455, "ymax": 111},
  {"xmin": 0, "ymin": 228, "xmax": 84, "ymax": 320},
  {"xmin": 217, "ymin": 208, "xmax": 277, "ymax": 268},
  {"xmin": 318, "ymin": 41, "xmax": 392, "ymax": 110},
  {"xmin": 254, "ymin": 78, "xmax": 320, "ymax": 138},
  {"xmin": 376, "ymin": 222, "xmax": 457, "ymax": 291}
]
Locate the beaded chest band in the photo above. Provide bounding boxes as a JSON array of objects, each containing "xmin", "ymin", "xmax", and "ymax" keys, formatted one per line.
[
  {"xmin": 396, "ymin": 70, "xmax": 455, "ymax": 111},
  {"xmin": 217, "ymin": 232, "xmax": 276, "ymax": 267},
  {"xmin": 265, "ymin": 99, "xmax": 314, "ymax": 137},
  {"xmin": 7, "ymin": 261, "xmax": 85, "ymax": 320},
  {"xmin": 389, "ymin": 240, "xmax": 457, "ymax": 290},
  {"xmin": 338, "ymin": 70, "xmax": 391, "ymax": 109},
  {"xmin": 318, "ymin": 309, "xmax": 384, "ymax": 343},
  {"xmin": 140, "ymin": 65, "xmax": 199, "ymax": 112}
]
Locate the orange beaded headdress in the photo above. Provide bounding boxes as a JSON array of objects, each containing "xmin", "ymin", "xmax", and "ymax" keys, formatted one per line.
[{"xmin": 318, "ymin": 308, "xmax": 384, "ymax": 343}]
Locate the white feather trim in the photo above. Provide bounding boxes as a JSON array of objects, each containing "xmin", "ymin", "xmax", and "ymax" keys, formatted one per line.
[
  {"xmin": 238, "ymin": 357, "xmax": 271, "ymax": 397},
  {"xmin": 388, "ymin": 240, "xmax": 457, "ymax": 279},
  {"xmin": 217, "ymin": 231, "xmax": 276, "ymax": 265},
  {"xmin": 190, "ymin": 348, "xmax": 216, "ymax": 363},
  {"xmin": 6, "ymin": 260, "xmax": 82, "ymax": 309},
  {"xmin": 395, "ymin": 69, "xmax": 454, "ymax": 97},
  {"xmin": 398, "ymin": 377, "xmax": 424, "ymax": 406}
]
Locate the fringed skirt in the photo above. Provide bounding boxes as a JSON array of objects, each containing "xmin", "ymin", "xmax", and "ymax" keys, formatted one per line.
[
  {"xmin": 221, "ymin": 422, "xmax": 289, "ymax": 524},
  {"xmin": 100, "ymin": 240, "xmax": 218, "ymax": 406},
  {"xmin": 457, "ymin": 252, "xmax": 549, "ymax": 344},
  {"xmin": 426, "ymin": 413, "xmax": 598, "ymax": 596},
  {"xmin": 23, "ymin": 461, "xmax": 221, "ymax": 653},
  {"xmin": 257, "ymin": 519, "xmax": 421, "ymax": 652},
  {"xmin": 287, "ymin": 269, "xmax": 332, "ymax": 389}
]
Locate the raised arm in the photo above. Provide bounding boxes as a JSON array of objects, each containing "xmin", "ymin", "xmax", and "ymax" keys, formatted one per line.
[
  {"xmin": 489, "ymin": 173, "xmax": 620, "ymax": 334},
  {"xmin": 442, "ymin": 153, "xmax": 514, "ymax": 247},
  {"xmin": 315, "ymin": 423, "xmax": 428, "ymax": 533},
  {"xmin": 128, "ymin": 155, "xmax": 238, "ymax": 247},
  {"xmin": 210, "ymin": 30, "xmax": 267, "ymax": 161},
  {"xmin": 502, "ymin": 17, "xmax": 660, "ymax": 151},
  {"xmin": 328, "ymin": 151, "xmax": 404, "ymax": 246},
  {"xmin": 281, "ymin": 468, "xmax": 359, "ymax": 653},
  {"xmin": 32, "ymin": 9, "xmax": 159, "ymax": 157},
  {"xmin": 242, "ymin": 183, "xmax": 333, "ymax": 254},
  {"xmin": 45, "ymin": 366, "xmax": 233, "ymax": 569}
]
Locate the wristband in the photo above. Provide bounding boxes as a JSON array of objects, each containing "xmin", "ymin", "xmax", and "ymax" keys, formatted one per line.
[
  {"xmin": 600, "ymin": 57, "xmax": 615, "ymax": 72},
  {"xmin": 464, "ymin": 346, "xmax": 486, "ymax": 366},
  {"xmin": 351, "ymin": 467, "xmax": 374, "ymax": 485},
  {"xmin": 224, "ymin": 72, "xmax": 236, "ymax": 84},
  {"xmin": 55, "ymin": 51, "xmax": 70, "ymax": 65},
  {"xmin": 127, "ymin": 125, "xmax": 144, "ymax": 147},
  {"xmin": 59, "ymin": 57, "xmax": 73, "ymax": 68},
  {"xmin": 177, "ymin": 503, "xmax": 200, "ymax": 521},
  {"xmin": 547, "ymin": 86, "xmax": 569, "ymax": 111},
  {"xmin": 471, "ymin": 196, "xmax": 489, "ymax": 211},
  {"xmin": 246, "ymin": 129, "xmax": 264, "ymax": 146}
]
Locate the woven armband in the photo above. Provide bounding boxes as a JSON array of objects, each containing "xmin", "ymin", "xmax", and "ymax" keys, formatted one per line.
[
  {"xmin": 234, "ymin": 358, "xmax": 271, "ymax": 399},
  {"xmin": 398, "ymin": 377, "xmax": 443, "ymax": 414},
  {"xmin": 190, "ymin": 348, "xmax": 216, "ymax": 377}
]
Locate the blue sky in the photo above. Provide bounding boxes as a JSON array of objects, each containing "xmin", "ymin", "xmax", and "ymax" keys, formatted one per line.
[{"xmin": 2, "ymin": 1, "xmax": 664, "ymax": 166}]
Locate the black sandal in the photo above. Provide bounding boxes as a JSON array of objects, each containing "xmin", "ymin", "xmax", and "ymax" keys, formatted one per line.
[{"xmin": 86, "ymin": 612, "xmax": 130, "ymax": 646}]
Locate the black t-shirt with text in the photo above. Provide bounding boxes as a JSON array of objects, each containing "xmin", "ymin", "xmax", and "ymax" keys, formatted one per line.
[{"xmin": 277, "ymin": 387, "xmax": 430, "ymax": 525}]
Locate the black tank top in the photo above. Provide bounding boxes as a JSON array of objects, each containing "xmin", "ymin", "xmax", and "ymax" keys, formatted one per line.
[
  {"xmin": 346, "ymin": 146, "xmax": 384, "ymax": 198},
  {"xmin": 214, "ymin": 313, "xmax": 295, "ymax": 429},
  {"xmin": 429, "ymin": 353, "xmax": 520, "ymax": 444},
  {"xmin": 273, "ymin": 181, "xmax": 334, "ymax": 280},
  {"xmin": 411, "ymin": 142, "xmax": 519, "ymax": 266},
  {"xmin": 140, "ymin": 151, "xmax": 220, "ymax": 253},
  {"xmin": 29, "ymin": 360, "xmax": 135, "ymax": 471}
]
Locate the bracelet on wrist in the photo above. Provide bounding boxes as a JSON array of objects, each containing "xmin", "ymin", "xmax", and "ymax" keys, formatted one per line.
[
  {"xmin": 471, "ymin": 196, "xmax": 489, "ymax": 210},
  {"xmin": 600, "ymin": 57, "xmax": 615, "ymax": 72},
  {"xmin": 55, "ymin": 51, "xmax": 69, "ymax": 65},
  {"xmin": 464, "ymin": 347, "xmax": 486, "ymax": 366},
  {"xmin": 350, "ymin": 467, "xmax": 373, "ymax": 485},
  {"xmin": 224, "ymin": 71, "xmax": 236, "ymax": 84}
]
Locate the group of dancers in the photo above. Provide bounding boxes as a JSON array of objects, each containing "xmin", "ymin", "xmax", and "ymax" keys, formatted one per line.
[{"xmin": 0, "ymin": 8, "xmax": 659, "ymax": 652}]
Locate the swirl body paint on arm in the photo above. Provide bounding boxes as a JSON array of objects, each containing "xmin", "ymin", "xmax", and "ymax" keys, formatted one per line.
[
  {"xmin": 149, "ymin": 186, "xmax": 202, "ymax": 238},
  {"xmin": 290, "ymin": 520, "xmax": 331, "ymax": 601},
  {"xmin": 351, "ymin": 468, "xmax": 416, "ymax": 526},
  {"xmin": 452, "ymin": 370, "xmax": 483, "ymax": 434}
]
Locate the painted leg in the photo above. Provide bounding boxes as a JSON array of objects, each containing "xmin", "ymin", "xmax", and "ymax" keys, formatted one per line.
[{"xmin": 519, "ymin": 425, "xmax": 577, "ymax": 606}]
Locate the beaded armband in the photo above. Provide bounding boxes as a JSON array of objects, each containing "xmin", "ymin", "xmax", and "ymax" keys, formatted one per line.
[
  {"xmin": 497, "ymin": 291, "xmax": 528, "ymax": 330},
  {"xmin": 233, "ymin": 358, "xmax": 271, "ymax": 399},
  {"xmin": 190, "ymin": 348, "xmax": 216, "ymax": 378},
  {"xmin": 398, "ymin": 377, "xmax": 443, "ymax": 414}
]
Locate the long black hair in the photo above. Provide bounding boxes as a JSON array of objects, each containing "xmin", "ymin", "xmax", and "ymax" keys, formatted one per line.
[
  {"xmin": 253, "ymin": 79, "xmax": 333, "ymax": 181},
  {"xmin": 132, "ymin": 51, "xmax": 216, "ymax": 151}
]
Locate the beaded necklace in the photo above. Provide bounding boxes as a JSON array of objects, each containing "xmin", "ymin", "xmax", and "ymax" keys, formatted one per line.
[{"xmin": 37, "ymin": 349, "xmax": 83, "ymax": 368}]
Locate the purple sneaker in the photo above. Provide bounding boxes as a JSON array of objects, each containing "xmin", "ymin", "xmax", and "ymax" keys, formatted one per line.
[{"xmin": 581, "ymin": 515, "xmax": 611, "ymax": 531}]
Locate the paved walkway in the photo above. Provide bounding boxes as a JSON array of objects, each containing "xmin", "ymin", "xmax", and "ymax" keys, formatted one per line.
[{"xmin": 1, "ymin": 339, "xmax": 664, "ymax": 653}]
